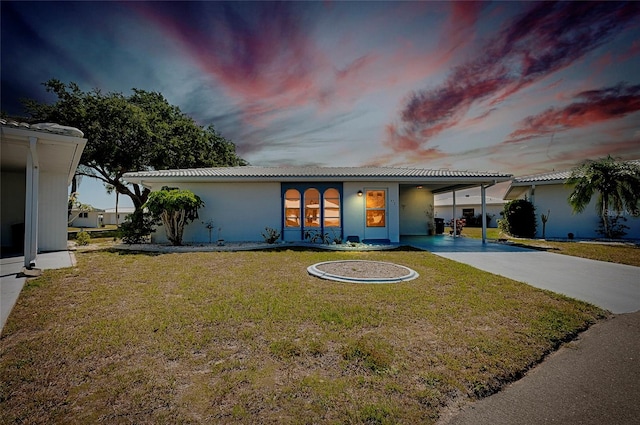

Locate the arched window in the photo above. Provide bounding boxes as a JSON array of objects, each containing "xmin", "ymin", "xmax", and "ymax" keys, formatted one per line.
[
  {"xmin": 284, "ymin": 189, "xmax": 301, "ymax": 227},
  {"xmin": 304, "ymin": 188, "xmax": 320, "ymax": 227},
  {"xmin": 324, "ymin": 188, "xmax": 340, "ymax": 227}
]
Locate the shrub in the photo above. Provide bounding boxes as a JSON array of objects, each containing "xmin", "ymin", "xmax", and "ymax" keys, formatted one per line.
[
  {"xmin": 261, "ymin": 226, "xmax": 281, "ymax": 244},
  {"xmin": 118, "ymin": 210, "xmax": 155, "ymax": 244},
  {"xmin": 145, "ymin": 187, "xmax": 204, "ymax": 246},
  {"xmin": 500, "ymin": 199, "xmax": 537, "ymax": 238},
  {"xmin": 597, "ymin": 214, "xmax": 628, "ymax": 239},
  {"xmin": 75, "ymin": 231, "xmax": 90, "ymax": 246}
]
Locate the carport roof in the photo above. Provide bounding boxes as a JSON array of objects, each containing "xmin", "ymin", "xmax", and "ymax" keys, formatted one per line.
[
  {"xmin": 124, "ymin": 166, "xmax": 513, "ymax": 193},
  {"xmin": 1, "ymin": 120, "xmax": 87, "ymax": 184}
]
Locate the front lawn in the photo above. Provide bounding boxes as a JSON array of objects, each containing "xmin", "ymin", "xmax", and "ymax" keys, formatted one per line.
[
  {"xmin": 1, "ymin": 249, "xmax": 606, "ymax": 424},
  {"xmin": 462, "ymin": 227, "xmax": 640, "ymax": 267}
]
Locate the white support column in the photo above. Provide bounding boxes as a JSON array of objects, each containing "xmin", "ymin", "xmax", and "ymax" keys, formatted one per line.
[
  {"xmin": 481, "ymin": 184, "xmax": 487, "ymax": 244},
  {"xmin": 24, "ymin": 137, "xmax": 39, "ymax": 268},
  {"xmin": 452, "ymin": 190, "xmax": 456, "ymax": 238}
]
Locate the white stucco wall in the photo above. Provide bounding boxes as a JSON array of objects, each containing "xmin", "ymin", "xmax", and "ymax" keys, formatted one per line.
[
  {"xmin": 148, "ymin": 182, "xmax": 282, "ymax": 243},
  {"xmin": 38, "ymin": 171, "xmax": 71, "ymax": 251},
  {"xmin": 520, "ymin": 184, "xmax": 640, "ymax": 240},
  {"xmin": 70, "ymin": 211, "xmax": 102, "ymax": 228},
  {"xmin": 342, "ymin": 182, "xmax": 400, "ymax": 243},
  {"xmin": 145, "ymin": 181, "xmax": 404, "ymax": 244},
  {"xmin": 399, "ymin": 186, "xmax": 435, "ymax": 235},
  {"xmin": 0, "ymin": 170, "xmax": 70, "ymax": 252}
]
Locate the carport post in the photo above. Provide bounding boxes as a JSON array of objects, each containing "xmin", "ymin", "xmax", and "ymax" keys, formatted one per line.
[
  {"xmin": 24, "ymin": 137, "xmax": 39, "ymax": 268},
  {"xmin": 452, "ymin": 190, "xmax": 456, "ymax": 238},
  {"xmin": 481, "ymin": 184, "xmax": 487, "ymax": 244}
]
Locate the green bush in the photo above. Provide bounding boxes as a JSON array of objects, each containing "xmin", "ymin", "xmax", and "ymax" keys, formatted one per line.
[
  {"xmin": 75, "ymin": 231, "xmax": 91, "ymax": 246},
  {"xmin": 499, "ymin": 199, "xmax": 537, "ymax": 238},
  {"xmin": 118, "ymin": 210, "xmax": 155, "ymax": 244}
]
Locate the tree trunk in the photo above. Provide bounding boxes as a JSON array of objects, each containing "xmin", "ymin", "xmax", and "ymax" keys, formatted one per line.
[{"xmin": 602, "ymin": 198, "xmax": 610, "ymax": 238}]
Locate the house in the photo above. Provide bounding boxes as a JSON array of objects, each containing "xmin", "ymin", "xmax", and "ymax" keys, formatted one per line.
[
  {"xmin": 1, "ymin": 120, "xmax": 87, "ymax": 267},
  {"xmin": 69, "ymin": 206, "xmax": 134, "ymax": 228},
  {"xmin": 69, "ymin": 207, "xmax": 105, "ymax": 228},
  {"xmin": 123, "ymin": 166, "xmax": 512, "ymax": 244},
  {"xmin": 103, "ymin": 207, "xmax": 135, "ymax": 225},
  {"xmin": 435, "ymin": 194, "xmax": 506, "ymax": 227},
  {"xmin": 504, "ymin": 164, "xmax": 640, "ymax": 240}
]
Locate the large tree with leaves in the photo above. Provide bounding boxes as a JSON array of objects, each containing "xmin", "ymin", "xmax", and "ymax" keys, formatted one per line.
[
  {"xmin": 22, "ymin": 79, "xmax": 246, "ymax": 210},
  {"xmin": 567, "ymin": 156, "xmax": 640, "ymax": 239}
]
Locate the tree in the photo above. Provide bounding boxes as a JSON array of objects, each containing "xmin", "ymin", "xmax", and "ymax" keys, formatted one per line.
[
  {"xmin": 145, "ymin": 187, "xmax": 204, "ymax": 246},
  {"xmin": 498, "ymin": 199, "xmax": 537, "ymax": 238},
  {"xmin": 22, "ymin": 79, "xmax": 247, "ymax": 211},
  {"xmin": 567, "ymin": 156, "xmax": 640, "ymax": 239}
]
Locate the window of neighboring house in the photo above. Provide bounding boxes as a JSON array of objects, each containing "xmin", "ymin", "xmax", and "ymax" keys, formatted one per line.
[
  {"xmin": 366, "ymin": 190, "xmax": 386, "ymax": 227},
  {"xmin": 304, "ymin": 188, "xmax": 321, "ymax": 228},
  {"xmin": 80, "ymin": 212, "xmax": 88, "ymax": 218},
  {"xmin": 462, "ymin": 208, "xmax": 474, "ymax": 219},
  {"xmin": 284, "ymin": 189, "xmax": 301, "ymax": 227},
  {"xmin": 324, "ymin": 188, "xmax": 340, "ymax": 227}
]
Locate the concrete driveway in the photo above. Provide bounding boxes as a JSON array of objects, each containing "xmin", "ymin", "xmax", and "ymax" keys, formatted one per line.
[{"xmin": 402, "ymin": 236, "xmax": 640, "ymax": 314}]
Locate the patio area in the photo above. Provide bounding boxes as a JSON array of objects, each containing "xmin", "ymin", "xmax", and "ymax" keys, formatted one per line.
[{"xmin": 400, "ymin": 235, "xmax": 533, "ymax": 253}]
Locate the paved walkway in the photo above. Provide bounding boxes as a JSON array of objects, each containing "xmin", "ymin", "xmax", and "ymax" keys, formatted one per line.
[
  {"xmin": 0, "ymin": 251, "xmax": 75, "ymax": 333},
  {"xmin": 402, "ymin": 236, "xmax": 640, "ymax": 313}
]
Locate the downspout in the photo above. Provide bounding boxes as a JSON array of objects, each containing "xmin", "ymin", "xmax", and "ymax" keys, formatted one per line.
[{"xmin": 24, "ymin": 137, "xmax": 39, "ymax": 268}]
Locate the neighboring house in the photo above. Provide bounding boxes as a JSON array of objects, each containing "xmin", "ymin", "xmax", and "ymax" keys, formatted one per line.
[
  {"xmin": 434, "ymin": 194, "xmax": 505, "ymax": 227},
  {"xmin": 69, "ymin": 206, "xmax": 134, "ymax": 227},
  {"xmin": 69, "ymin": 207, "xmax": 105, "ymax": 228},
  {"xmin": 123, "ymin": 166, "xmax": 512, "ymax": 244},
  {"xmin": 103, "ymin": 207, "xmax": 135, "ymax": 225},
  {"xmin": 1, "ymin": 120, "xmax": 87, "ymax": 267},
  {"xmin": 504, "ymin": 164, "xmax": 640, "ymax": 240}
]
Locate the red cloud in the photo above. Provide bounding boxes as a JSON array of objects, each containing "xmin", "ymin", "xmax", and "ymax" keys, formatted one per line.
[
  {"xmin": 508, "ymin": 83, "xmax": 640, "ymax": 142},
  {"xmin": 386, "ymin": 1, "xmax": 640, "ymax": 152}
]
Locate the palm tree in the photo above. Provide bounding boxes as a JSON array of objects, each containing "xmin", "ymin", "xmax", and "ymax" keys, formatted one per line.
[{"xmin": 567, "ymin": 156, "xmax": 640, "ymax": 238}]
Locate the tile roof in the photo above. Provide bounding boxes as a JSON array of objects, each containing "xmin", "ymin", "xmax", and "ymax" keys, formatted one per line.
[
  {"xmin": 1, "ymin": 119, "xmax": 84, "ymax": 138},
  {"xmin": 512, "ymin": 159, "xmax": 640, "ymax": 184},
  {"xmin": 512, "ymin": 170, "xmax": 572, "ymax": 183},
  {"xmin": 123, "ymin": 166, "xmax": 512, "ymax": 180}
]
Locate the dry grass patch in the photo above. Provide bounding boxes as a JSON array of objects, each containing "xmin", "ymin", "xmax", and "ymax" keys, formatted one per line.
[{"xmin": 1, "ymin": 249, "xmax": 606, "ymax": 424}]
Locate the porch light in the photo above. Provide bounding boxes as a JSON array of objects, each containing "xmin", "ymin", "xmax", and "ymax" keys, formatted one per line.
[
  {"xmin": 357, "ymin": 190, "xmax": 363, "ymax": 197},
  {"xmin": 417, "ymin": 185, "xmax": 423, "ymax": 189}
]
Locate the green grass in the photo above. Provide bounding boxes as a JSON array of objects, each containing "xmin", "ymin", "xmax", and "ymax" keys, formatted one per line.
[
  {"xmin": 1, "ymin": 249, "xmax": 606, "ymax": 424},
  {"xmin": 461, "ymin": 227, "xmax": 640, "ymax": 267}
]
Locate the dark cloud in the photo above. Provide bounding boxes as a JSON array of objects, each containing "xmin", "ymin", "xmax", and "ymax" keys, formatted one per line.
[
  {"xmin": 508, "ymin": 83, "xmax": 640, "ymax": 142},
  {"xmin": 386, "ymin": 1, "xmax": 640, "ymax": 153}
]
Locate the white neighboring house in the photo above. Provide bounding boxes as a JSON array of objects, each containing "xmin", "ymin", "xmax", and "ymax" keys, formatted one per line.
[
  {"xmin": 123, "ymin": 166, "xmax": 512, "ymax": 244},
  {"xmin": 1, "ymin": 120, "xmax": 87, "ymax": 267},
  {"xmin": 103, "ymin": 207, "xmax": 135, "ymax": 225},
  {"xmin": 505, "ymin": 164, "xmax": 640, "ymax": 240},
  {"xmin": 69, "ymin": 206, "xmax": 134, "ymax": 228},
  {"xmin": 435, "ymin": 194, "xmax": 505, "ymax": 227}
]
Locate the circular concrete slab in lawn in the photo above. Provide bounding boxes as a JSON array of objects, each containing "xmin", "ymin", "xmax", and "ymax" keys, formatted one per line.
[{"xmin": 307, "ymin": 260, "xmax": 418, "ymax": 283}]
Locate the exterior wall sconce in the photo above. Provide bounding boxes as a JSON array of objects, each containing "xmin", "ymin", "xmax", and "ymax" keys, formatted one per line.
[
  {"xmin": 416, "ymin": 185, "xmax": 423, "ymax": 189},
  {"xmin": 357, "ymin": 190, "xmax": 363, "ymax": 197}
]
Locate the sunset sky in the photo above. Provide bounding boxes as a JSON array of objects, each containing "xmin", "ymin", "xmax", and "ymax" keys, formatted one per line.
[{"xmin": 2, "ymin": 1, "xmax": 639, "ymax": 208}]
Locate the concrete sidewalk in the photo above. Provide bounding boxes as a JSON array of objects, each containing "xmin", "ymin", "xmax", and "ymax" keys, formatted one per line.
[
  {"xmin": 437, "ymin": 311, "xmax": 640, "ymax": 425},
  {"xmin": 0, "ymin": 251, "xmax": 76, "ymax": 333},
  {"xmin": 433, "ymin": 251, "xmax": 640, "ymax": 314}
]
